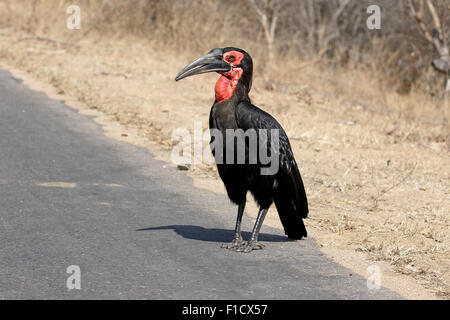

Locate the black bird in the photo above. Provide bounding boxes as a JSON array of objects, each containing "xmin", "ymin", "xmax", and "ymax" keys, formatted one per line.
[{"xmin": 175, "ymin": 47, "xmax": 308, "ymax": 252}]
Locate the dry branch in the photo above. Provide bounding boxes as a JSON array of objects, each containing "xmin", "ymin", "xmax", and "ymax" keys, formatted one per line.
[
  {"xmin": 19, "ymin": 34, "xmax": 81, "ymax": 49},
  {"xmin": 20, "ymin": 34, "xmax": 68, "ymax": 45},
  {"xmin": 408, "ymin": 0, "xmax": 450, "ymax": 91},
  {"xmin": 249, "ymin": 0, "xmax": 280, "ymax": 62}
]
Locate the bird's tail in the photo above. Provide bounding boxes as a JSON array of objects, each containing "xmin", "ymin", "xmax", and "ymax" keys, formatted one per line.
[{"xmin": 273, "ymin": 165, "xmax": 308, "ymax": 239}]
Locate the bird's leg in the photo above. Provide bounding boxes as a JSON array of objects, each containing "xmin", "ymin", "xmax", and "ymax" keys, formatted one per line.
[
  {"xmin": 221, "ymin": 202, "xmax": 246, "ymax": 250},
  {"xmin": 238, "ymin": 208, "xmax": 268, "ymax": 253}
]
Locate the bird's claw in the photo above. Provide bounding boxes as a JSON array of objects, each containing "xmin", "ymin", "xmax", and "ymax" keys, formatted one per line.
[
  {"xmin": 227, "ymin": 240, "xmax": 265, "ymax": 253},
  {"xmin": 221, "ymin": 236, "xmax": 245, "ymax": 250},
  {"xmin": 239, "ymin": 241, "xmax": 265, "ymax": 253},
  {"xmin": 221, "ymin": 235, "xmax": 265, "ymax": 253}
]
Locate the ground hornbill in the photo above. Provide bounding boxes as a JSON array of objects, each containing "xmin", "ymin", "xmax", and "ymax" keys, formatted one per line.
[{"xmin": 175, "ymin": 47, "xmax": 308, "ymax": 252}]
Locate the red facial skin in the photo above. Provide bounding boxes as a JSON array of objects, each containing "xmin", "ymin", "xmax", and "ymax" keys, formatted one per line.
[{"xmin": 215, "ymin": 51, "xmax": 244, "ymax": 103}]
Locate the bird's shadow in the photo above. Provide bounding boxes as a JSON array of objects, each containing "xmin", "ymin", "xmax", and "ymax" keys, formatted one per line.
[{"xmin": 136, "ymin": 225, "xmax": 292, "ymax": 243}]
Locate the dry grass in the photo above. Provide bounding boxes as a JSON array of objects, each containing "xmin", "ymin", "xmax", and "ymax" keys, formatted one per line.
[{"xmin": 0, "ymin": 0, "xmax": 448, "ymax": 298}]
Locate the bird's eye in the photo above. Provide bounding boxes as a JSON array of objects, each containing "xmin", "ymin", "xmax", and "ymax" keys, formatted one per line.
[{"xmin": 228, "ymin": 55, "xmax": 235, "ymax": 62}]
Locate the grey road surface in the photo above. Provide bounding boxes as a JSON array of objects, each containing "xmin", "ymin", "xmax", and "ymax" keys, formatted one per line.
[{"xmin": 0, "ymin": 69, "xmax": 401, "ymax": 299}]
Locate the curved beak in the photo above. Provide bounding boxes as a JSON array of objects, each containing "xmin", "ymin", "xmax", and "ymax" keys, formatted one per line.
[{"xmin": 175, "ymin": 48, "xmax": 231, "ymax": 81}]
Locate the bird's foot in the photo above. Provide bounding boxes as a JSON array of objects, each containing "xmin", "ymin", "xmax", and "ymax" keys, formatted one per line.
[
  {"xmin": 236, "ymin": 240, "xmax": 265, "ymax": 253},
  {"xmin": 221, "ymin": 236, "xmax": 245, "ymax": 250}
]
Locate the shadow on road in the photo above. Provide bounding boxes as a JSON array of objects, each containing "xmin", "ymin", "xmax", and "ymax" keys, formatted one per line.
[{"xmin": 136, "ymin": 225, "xmax": 295, "ymax": 243}]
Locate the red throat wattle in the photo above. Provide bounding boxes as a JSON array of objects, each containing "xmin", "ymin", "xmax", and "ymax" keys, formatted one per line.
[
  {"xmin": 215, "ymin": 50, "xmax": 245, "ymax": 103},
  {"xmin": 215, "ymin": 68, "xmax": 243, "ymax": 103}
]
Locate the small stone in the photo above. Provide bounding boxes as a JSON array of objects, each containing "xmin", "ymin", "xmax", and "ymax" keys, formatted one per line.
[{"xmin": 177, "ymin": 164, "xmax": 190, "ymax": 171}]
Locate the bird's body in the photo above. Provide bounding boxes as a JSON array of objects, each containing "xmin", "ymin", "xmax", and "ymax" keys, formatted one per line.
[{"xmin": 176, "ymin": 47, "xmax": 308, "ymax": 252}]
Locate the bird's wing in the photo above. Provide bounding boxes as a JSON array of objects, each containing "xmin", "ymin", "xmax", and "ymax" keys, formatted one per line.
[
  {"xmin": 235, "ymin": 101, "xmax": 308, "ymax": 237},
  {"xmin": 235, "ymin": 101, "xmax": 296, "ymax": 175}
]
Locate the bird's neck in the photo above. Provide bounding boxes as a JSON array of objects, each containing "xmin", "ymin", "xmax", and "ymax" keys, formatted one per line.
[{"xmin": 215, "ymin": 68, "xmax": 244, "ymax": 103}]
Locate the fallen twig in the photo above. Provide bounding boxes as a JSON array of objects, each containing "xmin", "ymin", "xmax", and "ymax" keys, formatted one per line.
[
  {"xmin": 20, "ymin": 34, "xmax": 68, "ymax": 44},
  {"xmin": 19, "ymin": 34, "xmax": 81, "ymax": 49}
]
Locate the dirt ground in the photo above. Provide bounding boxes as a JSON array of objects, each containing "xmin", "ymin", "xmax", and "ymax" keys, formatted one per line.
[{"xmin": 0, "ymin": 31, "xmax": 448, "ymax": 299}]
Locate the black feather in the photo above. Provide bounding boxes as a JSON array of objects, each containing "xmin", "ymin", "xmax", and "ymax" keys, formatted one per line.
[{"xmin": 234, "ymin": 101, "xmax": 308, "ymax": 239}]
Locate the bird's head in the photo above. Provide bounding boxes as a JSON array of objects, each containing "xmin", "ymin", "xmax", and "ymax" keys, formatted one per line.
[{"xmin": 175, "ymin": 47, "xmax": 253, "ymax": 102}]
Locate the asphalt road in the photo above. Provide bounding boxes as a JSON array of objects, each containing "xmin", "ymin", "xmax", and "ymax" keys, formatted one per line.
[{"xmin": 0, "ymin": 69, "xmax": 401, "ymax": 299}]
